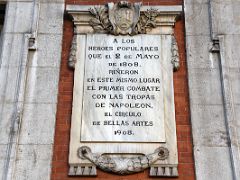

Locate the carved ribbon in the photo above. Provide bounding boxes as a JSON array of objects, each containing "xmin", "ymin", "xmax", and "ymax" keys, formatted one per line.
[{"xmin": 78, "ymin": 146, "xmax": 169, "ymax": 175}]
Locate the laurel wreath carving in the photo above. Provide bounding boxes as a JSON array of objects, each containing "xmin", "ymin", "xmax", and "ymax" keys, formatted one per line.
[
  {"xmin": 89, "ymin": 7, "xmax": 159, "ymax": 35},
  {"xmin": 89, "ymin": 6, "xmax": 112, "ymax": 33},
  {"xmin": 136, "ymin": 9, "xmax": 159, "ymax": 34}
]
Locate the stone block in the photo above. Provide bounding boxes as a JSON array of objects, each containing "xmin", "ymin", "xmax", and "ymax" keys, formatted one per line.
[
  {"xmin": 0, "ymin": 145, "xmax": 7, "ymax": 177},
  {"xmin": 4, "ymin": 2, "xmax": 33, "ymax": 33},
  {"xmin": 184, "ymin": 2, "xmax": 210, "ymax": 36},
  {"xmin": 19, "ymin": 103, "xmax": 57, "ymax": 144},
  {"xmin": 184, "ymin": 0, "xmax": 208, "ymax": 4},
  {"xmin": 0, "ymin": 142, "xmax": 20, "ymax": 179},
  {"xmin": 211, "ymin": 1, "xmax": 240, "ymax": 35},
  {"xmin": 194, "ymin": 146, "xmax": 233, "ymax": 180},
  {"xmin": 0, "ymin": 103, "xmax": 15, "ymax": 144},
  {"xmin": 234, "ymin": 105, "xmax": 240, "ymax": 128},
  {"xmin": 220, "ymin": 35, "xmax": 240, "ymax": 69},
  {"xmin": 191, "ymin": 104, "xmax": 228, "ymax": 147},
  {"xmin": 24, "ymin": 67, "xmax": 60, "ymax": 103},
  {"xmin": 228, "ymin": 68, "xmax": 240, "ymax": 104},
  {"xmin": 0, "ymin": 66, "xmax": 26, "ymax": 103},
  {"xmin": 14, "ymin": 145, "xmax": 52, "ymax": 180},
  {"xmin": 0, "ymin": 33, "xmax": 26, "ymax": 67},
  {"xmin": 38, "ymin": 3, "xmax": 64, "ymax": 34},
  {"xmin": 186, "ymin": 35, "xmax": 219, "ymax": 69},
  {"xmin": 231, "ymin": 145, "xmax": 240, "ymax": 178},
  {"xmin": 188, "ymin": 68, "xmax": 223, "ymax": 105},
  {"xmin": 30, "ymin": 34, "xmax": 62, "ymax": 67}
]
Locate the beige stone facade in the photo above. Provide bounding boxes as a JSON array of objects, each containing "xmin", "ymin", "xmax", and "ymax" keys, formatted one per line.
[{"xmin": 0, "ymin": 0, "xmax": 239, "ymax": 180}]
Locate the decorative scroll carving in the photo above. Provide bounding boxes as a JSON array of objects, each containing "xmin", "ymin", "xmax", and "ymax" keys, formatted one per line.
[
  {"xmin": 78, "ymin": 146, "xmax": 169, "ymax": 175},
  {"xmin": 68, "ymin": 28, "xmax": 77, "ymax": 68},
  {"xmin": 89, "ymin": 1, "xmax": 159, "ymax": 35},
  {"xmin": 171, "ymin": 35, "xmax": 180, "ymax": 71}
]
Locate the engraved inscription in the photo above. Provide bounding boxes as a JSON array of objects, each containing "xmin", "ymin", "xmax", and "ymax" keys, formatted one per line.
[{"xmin": 81, "ymin": 34, "xmax": 166, "ymax": 142}]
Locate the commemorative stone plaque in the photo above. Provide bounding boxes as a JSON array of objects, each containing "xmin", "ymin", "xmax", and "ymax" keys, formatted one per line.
[{"xmin": 67, "ymin": 2, "xmax": 182, "ymax": 177}]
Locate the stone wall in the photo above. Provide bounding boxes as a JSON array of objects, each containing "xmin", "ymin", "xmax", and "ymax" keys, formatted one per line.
[
  {"xmin": 184, "ymin": 0, "xmax": 240, "ymax": 179},
  {"xmin": 0, "ymin": 0, "xmax": 64, "ymax": 179},
  {"xmin": 1, "ymin": 0, "xmax": 239, "ymax": 179}
]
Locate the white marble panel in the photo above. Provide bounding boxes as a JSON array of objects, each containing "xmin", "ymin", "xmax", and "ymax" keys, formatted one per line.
[{"xmin": 81, "ymin": 34, "xmax": 165, "ymax": 142}]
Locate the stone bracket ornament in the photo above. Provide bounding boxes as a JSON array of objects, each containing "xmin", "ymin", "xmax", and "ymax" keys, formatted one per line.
[
  {"xmin": 28, "ymin": 33, "xmax": 37, "ymax": 51},
  {"xmin": 210, "ymin": 38, "xmax": 220, "ymax": 53},
  {"xmin": 150, "ymin": 165, "xmax": 178, "ymax": 177},
  {"xmin": 69, "ymin": 164, "xmax": 97, "ymax": 176},
  {"xmin": 77, "ymin": 146, "xmax": 169, "ymax": 175}
]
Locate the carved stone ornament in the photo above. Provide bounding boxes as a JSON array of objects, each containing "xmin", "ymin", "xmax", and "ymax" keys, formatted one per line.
[
  {"xmin": 77, "ymin": 146, "xmax": 169, "ymax": 175},
  {"xmin": 171, "ymin": 35, "xmax": 180, "ymax": 71},
  {"xmin": 89, "ymin": 1, "xmax": 159, "ymax": 35},
  {"xmin": 68, "ymin": 28, "xmax": 77, "ymax": 68}
]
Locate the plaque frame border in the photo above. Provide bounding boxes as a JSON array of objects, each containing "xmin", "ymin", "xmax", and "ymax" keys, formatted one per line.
[{"xmin": 66, "ymin": 4, "xmax": 182, "ymax": 177}]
